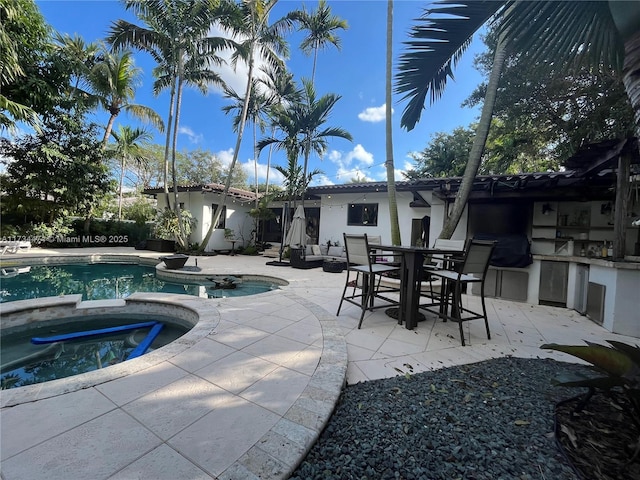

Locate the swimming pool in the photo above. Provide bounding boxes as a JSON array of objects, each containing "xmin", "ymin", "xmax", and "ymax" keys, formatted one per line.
[{"xmin": 0, "ymin": 263, "xmax": 277, "ymax": 303}]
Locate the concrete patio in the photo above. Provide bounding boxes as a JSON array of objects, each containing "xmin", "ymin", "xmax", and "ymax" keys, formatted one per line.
[{"xmin": 1, "ymin": 247, "xmax": 637, "ymax": 479}]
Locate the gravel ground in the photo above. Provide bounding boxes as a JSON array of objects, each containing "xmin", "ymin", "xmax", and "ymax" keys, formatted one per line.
[{"xmin": 291, "ymin": 357, "xmax": 587, "ymax": 480}]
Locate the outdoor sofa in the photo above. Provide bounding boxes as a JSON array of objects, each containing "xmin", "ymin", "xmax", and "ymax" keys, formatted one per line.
[{"xmin": 290, "ymin": 244, "xmax": 346, "ymax": 269}]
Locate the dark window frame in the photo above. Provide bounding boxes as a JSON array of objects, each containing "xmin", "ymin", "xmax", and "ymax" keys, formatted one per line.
[
  {"xmin": 212, "ymin": 204, "xmax": 227, "ymax": 229},
  {"xmin": 347, "ymin": 203, "xmax": 378, "ymax": 227}
]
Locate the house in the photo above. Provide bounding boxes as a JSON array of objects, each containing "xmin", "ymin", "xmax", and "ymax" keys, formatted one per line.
[
  {"xmin": 150, "ymin": 139, "xmax": 640, "ymax": 337},
  {"xmin": 302, "ymin": 138, "xmax": 640, "ymax": 337},
  {"xmin": 143, "ymin": 183, "xmax": 258, "ymax": 252}
]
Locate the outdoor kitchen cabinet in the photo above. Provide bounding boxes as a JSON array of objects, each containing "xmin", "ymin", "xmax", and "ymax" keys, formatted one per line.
[
  {"xmin": 539, "ymin": 260, "xmax": 569, "ymax": 306},
  {"xmin": 473, "ymin": 267, "xmax": 529, "ymax": 302}
]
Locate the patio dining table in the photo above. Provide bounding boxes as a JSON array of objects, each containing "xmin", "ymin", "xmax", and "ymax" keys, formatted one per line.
[{"xmin": 377, "ymin": 244, "xmax": 464, "ymax": 330}]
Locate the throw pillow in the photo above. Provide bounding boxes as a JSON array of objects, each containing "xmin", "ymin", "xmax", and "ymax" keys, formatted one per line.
[{"xmin": 311, "ymin": 245, "xmax": 321, "ymax": 256}]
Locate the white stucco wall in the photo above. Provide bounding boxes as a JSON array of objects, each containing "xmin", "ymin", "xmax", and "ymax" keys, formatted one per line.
[
  {"xmin": 315, "ymin": 190, "xmax": 469, "ymax": 246},
  {"xmin": 155, "ymin": 192, "xmax": 254, "ymax": 251}
]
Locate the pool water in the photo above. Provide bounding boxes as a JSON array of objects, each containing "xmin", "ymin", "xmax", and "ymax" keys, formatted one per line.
[
  {"xmin": 0, "ymin": 314, "xmax": 189, "ymax": 390},
  {"xmin": 0, "ymin": 263, "xmax": 276, "ymax": 303}
]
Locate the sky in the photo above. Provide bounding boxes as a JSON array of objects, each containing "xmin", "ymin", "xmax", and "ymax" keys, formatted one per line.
[{"xmin": 36, "ymin": 0, "xmax": 488, "ymax": 189}]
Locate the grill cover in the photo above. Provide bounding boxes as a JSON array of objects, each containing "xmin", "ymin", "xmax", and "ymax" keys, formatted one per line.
[{"xmin": 473, "ymin": 234, "xmax": 533, "ymax": 268}]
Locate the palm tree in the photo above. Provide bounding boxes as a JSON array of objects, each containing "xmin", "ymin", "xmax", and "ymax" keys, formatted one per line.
[
  {"xmin": 222, "ymin": 80, "xmax": 270, "ymax": 206},
  {"xmin": 201, "ymin": 0, "xmax": 296, "ymax": 251},
  {"xmin": 273, "ymin": 158, "xmax": 321, "ymax": 208},
  {"xmin": 258, "ymin": 78, "xmax": 353, "ymax": 209},
  {"xmin": 257, "ymin": 65, "xmax": 302, "ymax": 195},
  {"xmin": 107, "ymin": 125, "xmax": 152, "ymax": 219},
  {"xmin": 108, "ymin": 0, "xmax": 235, "ymax": 248},
  {"xmin": 53, "ymin": 33, "xmax": 99, "ymax": 109},
  {"xmin": 396, "ymin": 0, "xmax": 640, "ymax": 245},
  {"xmin": 89, "ymin": 47, "xmax": 164, "ymax": 148},
  {"xmin": 292, "ymin": 0, "xmax": 348, "ymax": 84},
  {"xmin": 385, "ymin": 0, "xmax": 401, "ymax": 246}
]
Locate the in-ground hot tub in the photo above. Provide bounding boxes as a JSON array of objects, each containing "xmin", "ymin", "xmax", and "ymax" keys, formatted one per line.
[{"xmin": 0, "ymin": 292, "xmax": 218, "ymax": 407}]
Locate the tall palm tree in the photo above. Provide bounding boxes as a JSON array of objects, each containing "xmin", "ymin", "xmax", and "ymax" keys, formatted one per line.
[
  {"xmin": 258, "ymin": 78, "xmax": 353, "ymax": 209},
  {"xmin": 385, "ymin": 0, "xmax": 401, "ymax": 246},
  {"xmin": 108, "ymin": 0, "xmax": 235, "ymax": 247},
  {"xmin": 202, "ymin": 0, "xmax": 296, "ymax": 251},
  {"xmin": 89, "ymin": 47, "xmax": 164, "ymax": 148},
  {"xmin": 222, "ymin": 80, "xmax": 270, "ymax": 206},
  {"xmin": 107, "ymin": 125, "xmax": 152, "ymax": 219},
  {"xmin": 257, "ymin": 64, "xmax": 302, "ymax": 195},
  {"xmin": 292, "ymin": 0, "xmax": 348, "ymax": 84},
  {"xmin": 53, "ymin": 33, "xmax": 99, "ymax": 109},
  {"xmin": 396, "ymin": 0, "xmax": 640, "ymax": 244}
]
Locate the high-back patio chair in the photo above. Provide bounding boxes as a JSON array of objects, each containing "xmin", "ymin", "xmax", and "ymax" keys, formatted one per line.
[
  {"xmin": 336, "ymin": 233, "xmax": 402, "ymax": 329},
  {"xmin": 428, "ymin": 239, "xmax": 496, "ymax": 346}
]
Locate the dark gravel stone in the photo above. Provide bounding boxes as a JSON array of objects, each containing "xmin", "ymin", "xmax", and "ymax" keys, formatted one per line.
[{"xmin": 290, "ymin": 357, "xmax": 588, "ymax": 480}]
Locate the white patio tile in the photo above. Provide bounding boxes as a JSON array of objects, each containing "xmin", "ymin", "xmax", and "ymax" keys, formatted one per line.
[
  {"xmin": 107, "ymin": 444, "xmax": 210, "ymax": 480},
  {"xmin": 244, "ymin": 314, "xmax": 296, "ymax": 333},
  {"xmin": 1, "ymin": 410, "xmax": 160, "ymax": 480},
  {"xmin": 346, "ymin": 343, "xmax": 376, "ymax": 362},
  {"xmin": 1, "ymin": 387, "xmax": 116, "ymax": 461},
  {"xmin": 346, "ymin": 361, "xmax": 369, "ymax": 384},
  {"xmin": 285, "ymin": 345, "xmax": 322, "ymax": 376},
  {"xmin": 211, "ymin": 324, "xmax": 271, "ymax": 350},
  {"xmin": 168, "ymin": 396, "xmax": 279, "ymax": 478},
  {"xmin": 96, "ymin": 361, "xmax": 188, "ymax": 406},
  {"xmin": 123, "ymin": 374, "xmax": 232, "ymax": 440},
  {"xmin": 241, "ymin": 334, "xmax": 313, "ymax": 367},
  {"xmin": 240, "ymin": 366, "xmax": 310, "ymax": 415},
  {"xmin": 196, "ymin": 350, "xmax": 278, "ymax": 394},
  {"xmin": 167, "ymin": 337, "xmax": 236, "ymax": 373},
  {"xmin": 273, "ymin": 320, "xmax": 323, "ymax": 345}
]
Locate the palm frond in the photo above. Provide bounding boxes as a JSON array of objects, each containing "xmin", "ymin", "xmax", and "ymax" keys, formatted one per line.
[
  {"xmin": 396, "ymin": 0, "xmax": 508, "ymax": 131},
  {"xmin": 501, "ymin": 1, "xmax": 623, "ymax": 73}
]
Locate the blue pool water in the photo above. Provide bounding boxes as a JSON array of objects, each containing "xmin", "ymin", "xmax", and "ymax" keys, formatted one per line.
[{"xmin": 0, "ymin": 263, "xmax": 277, "ymax": 303}]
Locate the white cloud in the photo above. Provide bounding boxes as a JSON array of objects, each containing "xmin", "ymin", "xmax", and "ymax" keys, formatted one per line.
[
  {"xmin": 311, "ymin": 174, "xmax": 335, "ymax": 187},
  {"xmin": 215, "ymin": 148, "xmax": 235, "ymax": 169},
  {"xmin": 178, "ymin": 125, "xmax": 203, "ymax": 144},
  {"xmin": 326, "ymin": 144, "xmax": 376, "ymax": 182},
  {"xmin": 205, "ymin": 24, "xmax": 273, "ymax": 97},
  {"xmin": 357, "ymin": 104, "xmax": 392, "ymax": 123}
]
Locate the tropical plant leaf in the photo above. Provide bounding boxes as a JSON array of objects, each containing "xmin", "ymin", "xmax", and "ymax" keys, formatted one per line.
[
  {"xmin": 395, "ymin": 0, "xmax": 509, "ymax": 131},
  {"xmin": 541, "ymin": 343, "xmax": 634, "ymax": 377},
  {"xmin": 500, "ymin": 1, "xmax": 623, "ymax": 74},
  {"xmin": 551, "ymin": 372, "xmax": 626, "ymax": 390}
]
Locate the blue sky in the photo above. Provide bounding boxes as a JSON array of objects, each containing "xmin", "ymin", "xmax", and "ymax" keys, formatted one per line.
[{"xmin": 36, "ymin": 0, "xmax": 487, "ymax": 189}]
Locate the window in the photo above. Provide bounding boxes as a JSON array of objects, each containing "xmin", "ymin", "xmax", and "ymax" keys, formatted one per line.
[
  {"xmin": 211, "ymin": 204, "xmax": 227, "ymax": 229},
  {"xmin": 347, "ymin": 203, "xmax": 378, "ymax": 226}
]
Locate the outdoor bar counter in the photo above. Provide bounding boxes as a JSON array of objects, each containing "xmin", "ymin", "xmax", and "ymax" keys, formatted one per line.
[{"xmin": 515, "ymin": 255, "xmax": 640, "ymax": 338}]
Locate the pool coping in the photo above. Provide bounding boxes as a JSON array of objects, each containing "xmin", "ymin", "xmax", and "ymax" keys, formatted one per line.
[{"xmin": 0, "ymin": 253, "xmax": 348, "ymax": 479}]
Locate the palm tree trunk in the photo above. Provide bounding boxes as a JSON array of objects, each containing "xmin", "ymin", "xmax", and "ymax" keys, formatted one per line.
[
  {"xmin": 172, "ymin": 58, "xmax": 187, "ymax": 249},
  {"xmin": 101, "ymin": 114, "xmax": 117, "ymax": 148},
  {"xmin": 385, "ymin": 0, "xmax": 401, "ymax": 246},
  {"xmin": 163, "ymin": 79, "xmax": 177, "ymax": 210},
  {"xmin": 264, "ymin": 126, "xmax": 276, "ymax": 196},
  {"xmin": 311, "ymin": 44, "xmax": 318, "ymax": 85},
  {"xmin": 200, "ymin": 46, "xmax": 255, "ymax": 251},
  {"xmin": 118, "ymin": 156, "xmax": 125, "ymax": 220},
  {"xmin": 301, "ymin": 137, "xmax": 311, "ymax": 209},
  {"xmin": 439, "ymin": 32, "xmax": 508, "ymax": 239}
]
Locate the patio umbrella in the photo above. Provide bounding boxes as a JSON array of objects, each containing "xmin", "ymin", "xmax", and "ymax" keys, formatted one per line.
[{"xmin": 285, "ymin": 205, "xmax": 307, "ymax": 248}]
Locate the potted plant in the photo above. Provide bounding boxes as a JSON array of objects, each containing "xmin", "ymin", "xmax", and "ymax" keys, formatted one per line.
[{"xmin": 147, "ymin": 208, "xmax": 195, "ymax": 252}]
